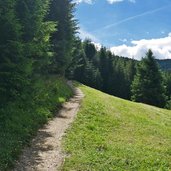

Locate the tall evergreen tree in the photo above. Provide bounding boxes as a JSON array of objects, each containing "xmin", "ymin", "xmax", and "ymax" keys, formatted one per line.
[
  {"xmin": 83, "ymin": 61, "xmax": 102, "ymax": 89},
  {"xmin": 99, "ymin": 47, "xmax": 109, "ymax": 91},
  {"xmin": 83, "ymin": 39, "xmax": 96, "ymax": 61},
  {"xmin": 16, "ymin": 0, "xmax": 56, "ymax": 74},
  {"xmin": 164, "ymin": 72, "xmax": 171, "ymax": 99},
  {"xmin": 47, "ymin": 0, "xmax": 77, "ymax": 75},
  {"xmin": 131, "ymin": 49, "xmax": 166, "ymax": 107},
  {"xmin": 105, "ymin": 51, "xmax": 115, "ymax": 94},
  {"xmin": 0, "ymin": 0, "xmax": 28, "ymax": 105},
  {"xmin": 66, "ymin": 37, "xmax": 87, "ymax": 80}
]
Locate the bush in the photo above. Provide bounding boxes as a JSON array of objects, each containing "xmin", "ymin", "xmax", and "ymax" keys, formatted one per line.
[
  {"xmin": 0, "ymin": 77, "xmax": 73, "ymax": 170},
  {"xmin": 165, "ymin": 99, "xmax": 171, "ymax": 109}
]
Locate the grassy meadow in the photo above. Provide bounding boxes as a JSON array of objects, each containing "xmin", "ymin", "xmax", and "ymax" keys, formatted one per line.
[{"xmin": 62, "ymin": 83, "xmax": 171, "ymax": 171}]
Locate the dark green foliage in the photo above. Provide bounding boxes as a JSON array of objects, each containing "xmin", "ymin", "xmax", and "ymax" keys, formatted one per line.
[
  {"xmin": 165, "ymin": 100, "xmax": 171, "ymax": 109},
  {"xmin": 0, "ymin": 0, "xmax": 29, "ymax": 105},
  {"xmin": 66, "ymin": 38, "xmax": 87, "ymax": 80},
  {"xmin": 83, "ymin": 39, "xmax": 96, "ymax": 60},
  {"xmin": 164, "ymin": 71, "xmax": 171, "ymax": 98},
  {"xmin": 47, "ymin": 0, "xmax": 77, "ymax": 75},
  {"xmin": 0, "ymin": 0, "xmax": 75, "ymax": 170},
  {"xmin": 71, "ymin": 39, "xmax": 136, "ymax": 100},
  {"xmin": 1, "ymin": 0, "xmax": 171, "ymax": 169},
  {"xmin": 0, "ymin": 78, "xmax": 72, "ymax": 170},
  {"xmin": 131, "ymin": 50, "xmax": 166, "ymax": 107},
  {"xmin": 98, "ymin": 47, "xmax": 109, "ymax": 91},
  {"xmin": 164, "ymin": 71, "xmax": 171, "ymax": 109},
  {"xmin": 68, "ymin": 39, "xmax": 102, "ymax": 89},
  {"xmin": 71, "ymin": 40, "xmax": 169, "ymax": 108},
  {"xmin": 111, "ymin": 56, "xmax": 136, "ymax": 99},
  {"xmin": 83, "ymin": 61, "xmax": 102, "ymax": 90},
  {"xmin": 16, "ymin": 0, "xmax": 56, "ymax": 74}
]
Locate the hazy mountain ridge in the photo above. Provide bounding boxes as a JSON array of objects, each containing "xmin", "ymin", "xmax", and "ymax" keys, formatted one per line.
[{"xmin": 157, "ymin": 59, "xmax": 171, "ymax": 71}]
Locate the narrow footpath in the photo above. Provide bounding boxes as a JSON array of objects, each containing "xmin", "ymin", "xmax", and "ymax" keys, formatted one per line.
[{"xmin": 13, "ymin": 81, "xmax": 84, "ymax": 171}]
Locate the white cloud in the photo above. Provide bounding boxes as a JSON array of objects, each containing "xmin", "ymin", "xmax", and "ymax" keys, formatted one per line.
[
  {"xmin": 77, "ymin": 28, "xmax": 101, "ymax": 50},
  {"xmin": 74, "ymin": 0, "xmax": 135, "ymax": 4},
  {"xmin": 119, "ymin": 38, "xmax": 128, "ymax": 43},
  {"xmin": 107, "ymin": 0, "xmax": 135, "ymax": 4},
  {"xmin": 110, "ymin": 33, "xmax": 171, "ymax": 60},
  {"xmin": 107, "ymin": 0, "xmax": 124, "ymax": 4},
  {"xmin": 73, "ymin": 0, "xmax": 93, "ymax": 4},
  {"xmin": 78, "ymin": 28, "xmax": 99, "ymax": 42},
  {"xmin": 92, "ymin": 42, "xmax": 102, "ymax": 51}
]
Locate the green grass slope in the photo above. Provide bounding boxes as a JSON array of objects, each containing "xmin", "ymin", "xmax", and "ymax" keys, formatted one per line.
[
  {"xmin": 0, "ymin": 77, "xmax": 73, "ymax": 170},
  {"xmin": 63, "ymin": 84, "xmax": 171, "ymax": 171}
]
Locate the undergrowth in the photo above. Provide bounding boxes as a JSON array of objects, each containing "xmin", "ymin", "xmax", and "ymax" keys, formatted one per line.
[{"xmin": 0, "ymin": 77, "xmax": 73, "ymax": 170}]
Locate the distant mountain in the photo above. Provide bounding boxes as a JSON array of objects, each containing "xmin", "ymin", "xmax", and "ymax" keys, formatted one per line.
[{"xmin": 157, "ymin": 59, "xmax": 171, "ymax": 71}]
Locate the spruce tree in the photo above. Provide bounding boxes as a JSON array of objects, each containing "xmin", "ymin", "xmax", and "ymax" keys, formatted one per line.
[
  {"xmin": 66, "ymin": 37, "xmax": 87, "ymax": 80},
  {"xmin": 16, "ymin": 0, "xmax": 56, "ymax": 74},
  {"xmin": 84, "ymin": 61, "xmax": 102, "ymax": 89},
  {"xmin": 99, "ymin": 47, "xmax": 109, "ymax": 92},
  {"xmin": 105, "ymin": 51, "xmax": 115, "ymax": 94},
  {"xmin": 47, "ymin": 0, "xmax": 77, "ymax": 75},
  {"xmin": 0, "ymin": 0, "xmax": 28, "ymax": 104},
  {"xmin": 131, "ymin": 49, "xmax": 166, "ymax": 107},
  {"xmin": 164, "ymin": 72, "xmax": 171, "ymax": 96},
  {"xmin": 83, "ymin": 39, "xmax": 96, "ymax": 61}
]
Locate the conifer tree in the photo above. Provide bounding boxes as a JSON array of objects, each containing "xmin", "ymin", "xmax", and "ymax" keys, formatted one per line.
[
  {"xmin": 0, "ymin": 0, "xmax": 28, "ymax": 104},
  {"xmin": 84, "ymin": 61, "xmax": 102, "ymax": 89},
  {"xmin": 47, "ymin": 0, "xmax": 77, "ymax": 75},
  {"xmin": 163, "ymin": 72, "xmax": 171, "ymax": 100},
  {"xmin": 66, "ymin": 37, "xmax": 87, "ymax": 80},
  {"xmin": 83, "ymin": 39, "xmax": 96, "ymax": 61},
  {"xmin": 131, "ymin": 49, "xmax": 166, "ymax": 107},
  {"xmin": 99, "ymin": 47, "xmax": 109, "ymax": 91},
  {"xmin": 105, "ymin": 51, "xmax": 115, "ymax": 94},
  {"xmin": 16, "ymin": 0, "xmax": 56, "ymax": 74}
]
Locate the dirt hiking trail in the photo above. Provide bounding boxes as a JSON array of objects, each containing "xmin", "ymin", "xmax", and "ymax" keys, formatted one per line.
[{"xmin": 13, "ymin": 81, "xmax": 84, "ymax": 171}]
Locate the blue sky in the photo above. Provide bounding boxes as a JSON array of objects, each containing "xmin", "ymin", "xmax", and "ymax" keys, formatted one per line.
[{"xmin": 74, "ymin": 0, "xmax": 171, "ymax": 59}]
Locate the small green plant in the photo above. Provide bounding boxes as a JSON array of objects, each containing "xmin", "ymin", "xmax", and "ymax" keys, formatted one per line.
[{"xmin": 165, "ymin": 99, "xmax": 171, "ymax": 109}]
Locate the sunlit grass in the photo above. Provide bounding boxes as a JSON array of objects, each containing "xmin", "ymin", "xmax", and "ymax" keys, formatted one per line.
[{"xmin": 62, "ymin": 84, "xmax": 171, "ymax": 171}]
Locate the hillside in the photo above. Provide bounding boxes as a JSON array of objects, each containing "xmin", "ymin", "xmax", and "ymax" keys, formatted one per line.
[
  {"xmin": 63, "ymin": 83, "xmax": 171, "ymax": 170},
  {"xmin": 157, "ymin": 59, "xmax": 171, "ymax": 71}
]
